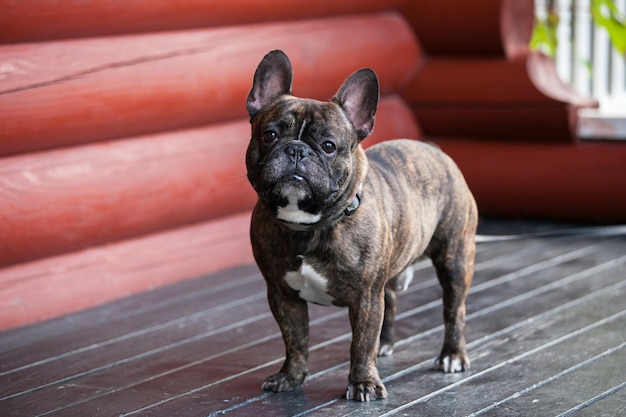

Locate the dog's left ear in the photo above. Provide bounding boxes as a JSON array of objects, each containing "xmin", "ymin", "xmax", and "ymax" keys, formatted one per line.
[
  {"xmin": 332, "ymin": 69, "xmax": 379, "ymax": 141},
  {"xmin": 247, "ymin": 50, "xmax": 293, "ymax": 118}
]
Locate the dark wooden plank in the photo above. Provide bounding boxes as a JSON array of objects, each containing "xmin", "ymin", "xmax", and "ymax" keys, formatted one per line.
[
  {"xmin": 35, "ymin": 240, "xmax": 536, "ymax": 412},
  {"xmin": 0, "ymin": 235, "xmax": 536, "ymax": 380},
  {"xmin": 0, "ymin": 237, "xmax": 588, "ymax": 412},
  {"xmin": 0, "ymin": 264, "xmax": 259, "ymax": 357},
  {"xmin": 255, "ymin": 278, "xmax": 625, "ymax": 416},
  {"xmin": 0, "ymin": 236, "xmax": 580, "ymax": 372},
  {"xmin": 385, "ymin": 306, "xmax": 625, "ymax": 416},
  {"xmin": 1, "ymin": 235, "xmax": 624, "ymax": 417},
  {"xmin": 571, "ymin": 385, "xmax": 626, "ymax": 417},
  {"xmin": 205, "ymin": 247, "xmax": 626, "ymax": 417},
  {"xmin": 476, "ymin": 345, "xmax": 626, "ymax": 416},
  {"xmin": 0, "ymin": 282, "xmax": 271, "ymax": 399},
  {"xmin": 84, "ymin": 238, "xmax": 624, "ymax": 416}
]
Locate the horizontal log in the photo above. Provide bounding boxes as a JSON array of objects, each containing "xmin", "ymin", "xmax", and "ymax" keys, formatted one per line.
[
  {"xmin": 0, "ymin": 0, "xmax": 406, "ymax": 43},
  {"xmin": 404, "ymin": 53, "xmax": 597, "ymax": 141},
  {"xmin": 0, "ymin": 120, "xmax": 255, "ymax": 268},
  {"xmin": 404, "ymin": 54, "xmax": 595, "ymax": 105},
  {"xmin": 0, "ymin": 96, "xmax": 420, "ymax": 267},
  {"xmin": 0, "ymin": 211, "xmax": 254, "ymax": 330},
  {"xmin": 402, "ymin": 0, "xmax": 534, "ymax": 58},
  {"xmin": 0, "ymin": 13, "xmax": 421, "ymax": 156},
  {"xmin": 412, "ymin": 106, "xmax": 576, "ymax": 142},
  {"xmin": 434, "ymin": 139, "xmax": 626, "ymax": 222}
]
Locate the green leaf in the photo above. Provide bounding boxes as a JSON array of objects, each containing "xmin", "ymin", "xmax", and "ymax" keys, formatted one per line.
[
  {"xmin": 591, "ymin": 0, "xmax": 626, "ymax": 56},
  {"xmin": 531, "ymin": 14, "xmax": 559, "ymax": 57}
]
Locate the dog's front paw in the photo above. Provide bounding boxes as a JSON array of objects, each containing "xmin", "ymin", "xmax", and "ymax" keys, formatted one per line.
[
  {"xmin": 434, "ymin": 352, "xmax": 470, "ymax": 373},
  {"xmin": 262, "ymin": 372, "xmax": 304, "ymax": 392},
  {"xmin": 346, "ymin": 381, "xmax": 388, "ymax": 401}
]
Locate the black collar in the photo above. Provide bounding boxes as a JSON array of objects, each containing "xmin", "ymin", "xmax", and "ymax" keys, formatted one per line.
[{"xmin": 343, "ymin": 193, "xmax": 361, "ymax": 217}]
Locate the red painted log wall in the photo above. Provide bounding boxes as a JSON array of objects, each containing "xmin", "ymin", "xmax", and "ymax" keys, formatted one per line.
[
  {"xmin": 0, "ymin": 0, "xmax": 406, "ymax": 43},
  {"xmin": 435, "ymin": 139, "xmax": 626, "ymax": 222},
  {"xmin": 403, "ymin": 54, "xmax": 596, "ymax": 141},
  {"xmin": 401, "ymin": 0, "xmax": 534, "ymax": 58},
  {"xmin": 0, "ymin": 13, "xmax": 419, "ymax": 157}
]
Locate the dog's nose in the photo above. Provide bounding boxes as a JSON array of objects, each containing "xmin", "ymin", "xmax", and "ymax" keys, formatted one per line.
[{"xmin": 285, "ymin": 142, "xmax": 309, "ymax": 164}]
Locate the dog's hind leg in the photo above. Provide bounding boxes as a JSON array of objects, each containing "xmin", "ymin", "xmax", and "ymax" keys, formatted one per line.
[
  {"xmin": 378, "ymin": 265, "xmax": 415, "ymax": 357},
  {"xmin": 378, "ymin": 281, "xmax": 397, "ymax": 357},
  {"xmin": 431, "ymin": 224, "xmax": 476, "ymax": 373}
]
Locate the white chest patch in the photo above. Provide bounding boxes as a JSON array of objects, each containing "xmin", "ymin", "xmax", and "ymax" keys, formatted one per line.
[{"xmin": 284, "ymin": 259, "xmax": 334, "ymax": 306}]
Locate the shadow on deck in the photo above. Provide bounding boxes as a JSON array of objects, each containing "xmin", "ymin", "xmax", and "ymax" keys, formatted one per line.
[{"xmin": 1, "ymin": 221, "xmax": 625, "ymax": 416}]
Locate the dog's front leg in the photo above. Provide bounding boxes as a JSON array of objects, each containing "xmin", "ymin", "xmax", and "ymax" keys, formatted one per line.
[
  {"xmin": 262, "ymin": 284, "xmax": 310, "ymax": 392},
  {"xmin": 346, "ymin": 291, "xmax": 388, "ymax": 401}
]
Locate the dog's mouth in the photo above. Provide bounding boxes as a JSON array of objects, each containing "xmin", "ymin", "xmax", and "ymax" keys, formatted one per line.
[
  {"xmin": 277, "ymin": 218, "xmax": 319, "ymax": 231},
  {"xmin": 253, "ymin": 170, "xmax": 343, "ymax": 231},
  {"xmin": 269, "ymin": 177, "xmax": 323, "ymax": 230}
]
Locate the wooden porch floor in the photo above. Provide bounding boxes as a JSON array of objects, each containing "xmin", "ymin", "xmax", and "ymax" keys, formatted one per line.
[{"xmin": 1, "ymin": 221, "xmax": 625, "ymax": 416}]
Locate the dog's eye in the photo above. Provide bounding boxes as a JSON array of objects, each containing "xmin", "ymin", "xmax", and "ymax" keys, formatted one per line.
[
  {"xmin": 263, "ymin": 131, "xmax": 278, "ymax": 143},
  {"xmin": 321, "ymin": 141, "xmax": 336, "ymax": 154}
]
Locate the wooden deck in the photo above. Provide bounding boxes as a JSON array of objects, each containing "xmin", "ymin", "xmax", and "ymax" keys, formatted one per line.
[{"xmin": 1, "ymin": 221, "xmax": 625, "ymax": 416}]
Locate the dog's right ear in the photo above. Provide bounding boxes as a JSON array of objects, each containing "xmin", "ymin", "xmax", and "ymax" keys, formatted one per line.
[{"xmin": 247, "ymin": 50, "xmax": 293, "ymax": 118}]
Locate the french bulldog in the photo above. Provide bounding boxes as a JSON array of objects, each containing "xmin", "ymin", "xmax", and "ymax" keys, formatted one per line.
[{"xmin": 245, "ymin": 50, "xmax": 478, "ymax": 401}]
